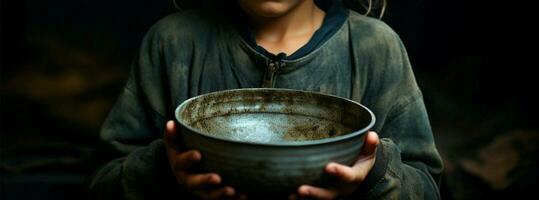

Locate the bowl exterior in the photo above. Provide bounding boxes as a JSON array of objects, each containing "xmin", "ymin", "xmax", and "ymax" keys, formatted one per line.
[{"xmin": 179, "ymin": 124, "xmax": 365, "ymax": 196}]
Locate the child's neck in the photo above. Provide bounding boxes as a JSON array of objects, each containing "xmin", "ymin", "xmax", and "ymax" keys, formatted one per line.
[{"xmin": 248, "ymin": 1, "xmax": 325, "ymax": 56}]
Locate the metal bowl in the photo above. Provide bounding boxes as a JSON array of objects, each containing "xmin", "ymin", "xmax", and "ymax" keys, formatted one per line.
[{"xmin": 175, "ymin": 88, "xmax": 375, "ymax": 197}]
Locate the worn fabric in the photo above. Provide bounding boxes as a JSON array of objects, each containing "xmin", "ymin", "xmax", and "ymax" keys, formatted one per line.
[{"xmin": 89, "ymin": 4, "xmax": 443, "ymax": 199}]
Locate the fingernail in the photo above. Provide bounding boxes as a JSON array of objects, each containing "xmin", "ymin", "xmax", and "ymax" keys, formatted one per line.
[
  {"xmin": 209, "ymin": 175, "xmax": 220, "ymax": 184},
  {"xmin": 326, "ymin": 165, "xmax": 336, "ymax": 174},
  {"xmin": 191, "ymin": 152, "xmax": 200, "ymax": 161},
  {"xmin": 225, "ymin": 187, "xmax": 235, "ymax": 196},
  {"xmin": 299, "ymin": 186, "xmax": 310, "ymax": 196}
]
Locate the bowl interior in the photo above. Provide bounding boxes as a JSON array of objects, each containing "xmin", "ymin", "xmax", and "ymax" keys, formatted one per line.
[{"xmin": 177, "ymin": 89, "xmax": 373, "ymax": 144}]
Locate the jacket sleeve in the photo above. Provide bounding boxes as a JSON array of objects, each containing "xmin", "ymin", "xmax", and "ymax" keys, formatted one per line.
[
  {"xmin": 88, "ymin": 65, "xmax": 181, "ymax": 199},
  {"xmin": 355, "ymin": 94, "xmax": 443, "ymax": 199},
  {"xmin": 351, "ymin": 18, "xmax": 444, "ymax": 199},
  {"xmin": 88, "ymin": 18, "xmax": 188, "ymax": 199}
]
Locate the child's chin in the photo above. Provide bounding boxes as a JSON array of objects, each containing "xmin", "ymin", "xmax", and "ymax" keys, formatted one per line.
[
  {"xmin": 241, "ymin": 0, "xmax": 299, "ymax": 18},
  {"xmin": 256, "ymin": 2, "xmax": 291, "ymax": 17}
]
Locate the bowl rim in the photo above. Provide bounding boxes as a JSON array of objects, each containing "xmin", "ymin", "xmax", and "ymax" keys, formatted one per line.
[{"xmin": 174, "ymin": 88, "xmax": 376, "ymax": 147}]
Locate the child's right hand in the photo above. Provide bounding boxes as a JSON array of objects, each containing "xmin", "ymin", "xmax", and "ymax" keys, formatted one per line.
[{"xmin": 163, "ymin": 120, "xmax": 239, "ymax": 200}]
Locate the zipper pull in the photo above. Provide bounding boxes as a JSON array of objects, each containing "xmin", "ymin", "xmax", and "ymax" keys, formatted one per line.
[{"xmin": 261, "ymin": 53, "xmax": 286, "ymax": 88}]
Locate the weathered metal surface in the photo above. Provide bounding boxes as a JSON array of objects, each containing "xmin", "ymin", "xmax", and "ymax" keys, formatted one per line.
[{"xmin": 175, "ymin": 88, "xmax": 375, "ymax": 197}]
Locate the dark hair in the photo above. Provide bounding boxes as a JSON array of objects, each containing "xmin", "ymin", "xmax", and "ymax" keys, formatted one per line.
[{"xmin": 173, "ymin": 0, "xmax": 388, "ymax": 18}]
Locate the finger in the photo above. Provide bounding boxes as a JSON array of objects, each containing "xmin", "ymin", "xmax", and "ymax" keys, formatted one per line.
[
  {"xmin": 163, "ymin": 120, "xmax": 179, "ymax": 151},
  {"xmin": 236, "ymin": 194, "xmax": 248, "ymax": 200},
  {"xmin": 178, "ymin": 172, "xmax": 221, "ymax": 189},
  {"xmin": 298, "ymin": 185, "xmax": 338, "ymax": 200},
  {"xmin": 288, "ymin": 194, "xmax": 298, "ymax": 200},
  {"xmin": 196, "ymin": 186, "xmax": 235, "ymax": 200},
  {"xmin": 229, "ymin": 193, "xmax": 247, "ymax": 200},
  {"xmin": 174, "ymin": 150, "xmax": 201, "ymax": 170},
  {"xmin": 326, "ymin": 162, "xmax": 357, "ymax": 183},
  {"xmin": 359, "ymin": 131, "xmax": 379, "ymax": 158}
]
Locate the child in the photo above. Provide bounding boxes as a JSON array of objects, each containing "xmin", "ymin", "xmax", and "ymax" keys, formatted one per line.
[{"xmin": 90, "ymin": 0, "xmax": 443, "ymax": 199}]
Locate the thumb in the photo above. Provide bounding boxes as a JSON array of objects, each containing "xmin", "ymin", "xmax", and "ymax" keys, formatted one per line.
[
  {"xmin": 163, "ymin": 120, "xmax": 179, "ymax": 149},
  {"xmin": 358, "ymin": 131, "xmax": 379, "ymax": 160}
]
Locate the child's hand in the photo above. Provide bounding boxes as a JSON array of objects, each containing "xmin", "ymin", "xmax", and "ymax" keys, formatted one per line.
[
  {"xmin": 289, "ymin": 131, "xmax": 380, "ymax": 200},
  {"xmin": 164, "ymin": 120, "xmax": 240, "ymax": 200}
]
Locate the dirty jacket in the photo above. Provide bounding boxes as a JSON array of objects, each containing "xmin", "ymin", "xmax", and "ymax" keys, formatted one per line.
[{"xmin": 89, "ymin": 6, "xmax": 443, "ymax": 200}]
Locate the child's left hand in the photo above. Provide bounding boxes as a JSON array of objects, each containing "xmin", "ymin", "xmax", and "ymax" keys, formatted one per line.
[{"xmin": 289, "ymin": 131, "xmax": 380, "ymax": 200}]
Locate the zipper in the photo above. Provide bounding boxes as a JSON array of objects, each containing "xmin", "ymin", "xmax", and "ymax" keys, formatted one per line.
[{"xmin": 261, "ymin": 53, "xmax": 287, "ymax": 88}]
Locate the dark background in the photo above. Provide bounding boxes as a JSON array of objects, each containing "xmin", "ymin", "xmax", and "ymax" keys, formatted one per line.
[{"xmin": 1, "ymin": 0, "xmax": 538, "ymax": 199}]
